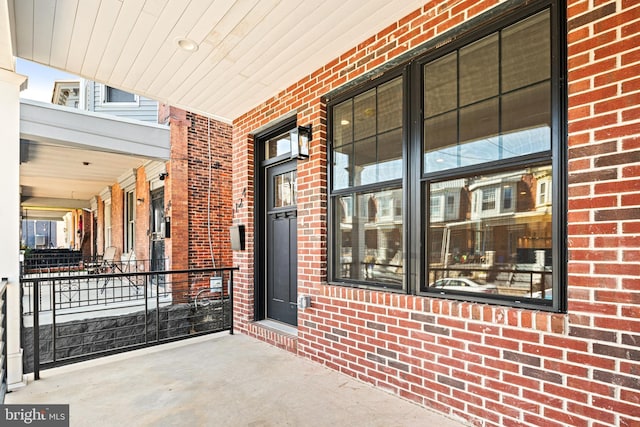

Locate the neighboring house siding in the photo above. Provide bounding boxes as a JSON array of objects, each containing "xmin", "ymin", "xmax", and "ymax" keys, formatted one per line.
[
  {"xmin": 89, "ymin": 81, "xmax": 158, "ymax": 123},
  {"xmin": 230, "ymin": 1, "xmax": 640, "ymax": 427}
]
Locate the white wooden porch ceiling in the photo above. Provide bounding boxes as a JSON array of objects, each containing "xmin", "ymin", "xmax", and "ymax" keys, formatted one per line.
[{"xmin": 11, "ymin": 0, "xmax": 427, "ymax": 122}]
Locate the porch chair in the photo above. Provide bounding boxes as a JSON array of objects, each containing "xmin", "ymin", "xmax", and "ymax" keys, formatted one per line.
[{"xmin": 99, "ymin": 246, "xmax": 121, "ymax": 293}]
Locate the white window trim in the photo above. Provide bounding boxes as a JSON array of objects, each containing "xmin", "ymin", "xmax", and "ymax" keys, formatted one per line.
[
  {"xmin": 537, "ymin": 179, "xmax": 551, "ymax": 207},
  {"xmin": 104, "ymin": 201, "xmax": 112, "ymax": 250},
  {"xmin": 99, "ymin": 83, "xmax": 140, "ymax": 107},
  {"xmin": 124, "ymin": 189, "xmax": 136, "ymax": 253},
  {"xmin": 145, "ymin": 160, "xmax": 167, "ymax": 191},
  {"xmin": 118, "ymin": 169, "xmax": 137, "ymax": 253}
]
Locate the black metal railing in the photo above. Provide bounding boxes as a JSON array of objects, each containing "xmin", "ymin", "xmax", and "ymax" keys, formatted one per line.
[
  {"xmin": 0, "ymin": 277, "xmax": 8, "ymax": 403},
  {"xmin": 21, "ymin": 267, "xmax": 237, "ymax": 380},
  {"xmin": 22, "ymin": 251, "xmax": 164, "ymax": 279},
  {"xmin": 22, "ymin": 249, "xmax": 84, "ymax": 273}
]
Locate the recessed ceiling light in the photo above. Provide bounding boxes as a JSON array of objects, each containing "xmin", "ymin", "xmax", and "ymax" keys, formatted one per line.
[
  {"xmin": 176, "ymin": 38, "xmax": 199, "ymax": 52},
  {"xmin": 341, "ymin": 119, "xmax": 350, "ymax": 125}
]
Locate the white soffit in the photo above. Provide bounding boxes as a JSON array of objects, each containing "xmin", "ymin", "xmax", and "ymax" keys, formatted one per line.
[{"xmin": 10, "ymin": 0, "xmax": 428, "ymax": 122}]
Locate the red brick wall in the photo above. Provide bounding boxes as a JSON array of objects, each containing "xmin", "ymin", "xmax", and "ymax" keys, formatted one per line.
[
  {"xmin": 231, "ymin": 1, "xmax": 640, "ymax": 426},
  {"xmin": 110, "ymin": 184, "xmax": 124, "ymax": 255},
  {"xmin": 163, "ymin": 105, "xmax": 188, "ymax": 272},
  {"xmin": 135, "ymin": 167, "xmax": 150, "ymax": 267},
  {"xmin": 187, "ymin": 112, "xmax": 233, "ymax": 270},
  {"xmin": 159, "ymin": 106, "xmax": 233, "ymax": 300}
]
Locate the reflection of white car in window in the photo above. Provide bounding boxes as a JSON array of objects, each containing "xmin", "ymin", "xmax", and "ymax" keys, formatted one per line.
[{"xmin": 429, "ymin": 278, "xmax": 498, "ymax": 294}]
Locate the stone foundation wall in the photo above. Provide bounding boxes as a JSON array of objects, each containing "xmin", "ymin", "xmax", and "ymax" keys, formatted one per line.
[{"xmin": 23, "ymin": 300, "xmax": 230, "ymax": 373}]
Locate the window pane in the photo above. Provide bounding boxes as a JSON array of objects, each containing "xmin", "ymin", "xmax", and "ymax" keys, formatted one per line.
[
  {"xmin": 424, "ymin": 52, "xmax": 457, "ymax": 117},
  {"xmin": 106, "ymin": 86, "xmax": 135, "ymax": 103},
  {"xmin": 265, "ymin": 131, "xmax": 291, "ymax": 160},
  {"xmin": 430, "ymin": 195, "xmax": 442, "ymax": 218},
  {"xmin": 274, "ymin": 171, "xmax": 297, "ymax": 207},
  {"xmin": 334, "ymin": 188, "xmax": 404, "ymax": 288},
  {"xmin": 423, "ymin": 13, "xmax": 551, "ymax": 176},
  {"xmin": 502, "ymin": 82, "xmax": 551, "ymax": 155},
  {"xmin": 377, "ymin": 129, "xmax": 403, "ymax": 182},
  {"xmin": 503, "ymin": 186, "xmax": 513, "ymax": 210},
  {"xmin": 354, "ymin": 89, "xmax": 376, "ymax": 141},
  {"xmin": 459, "ymin": 98, "xmax": 500, "ymax": 166},
  {"xmin": 378, "ymin": 77, "xmax": 403, "ymax": 133},
  {"xmin": 482, "ymin": 187, "xmax": 497, "ymax": 211},
  {"xmin": 502, "ymin": 10, "xmax": 550, "ymax": 92},
  {"xmin": 332, "ymin": 76, "xmax": 404, "ymax": 189},
  {"xmin": 425, "ymin": 166, "xmax": 552, "ymax": 299},
  {"xmin": 424, "ymin": 111, "xmax": 457, "ymax": 172},
  {"xmin": 333, "ymin": 100, "xmax": 353, "ymax": 146},
  {"xmin": 459, "ymin": 34, "xmax": 498, "ymax": 106},
  {"xmin": 354, "ymin": 137, "xmax": 377, "ymax": 186},
  {"xmin": 333, "ymin": 143, "xmax": 352, "ymax": 190}
]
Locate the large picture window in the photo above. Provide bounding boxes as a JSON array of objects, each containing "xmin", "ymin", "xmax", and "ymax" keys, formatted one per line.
[
  {"xmin": 328, "ymin": 1, "xmax": 564, "ymax": 310},
  {"xmin": 330, "ymin": 75, "xmax": 405, "ymax": 290}
]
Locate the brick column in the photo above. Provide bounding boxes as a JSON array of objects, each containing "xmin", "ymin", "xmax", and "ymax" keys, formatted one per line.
[{"xmin": 164, "ymin": 106, "xmax": 190, "ymax": 301}]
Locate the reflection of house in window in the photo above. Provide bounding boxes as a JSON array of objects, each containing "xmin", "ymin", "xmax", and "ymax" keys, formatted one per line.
[
  {"xmin": 470, "ymin": 173, "xmax": 520, "ymax": 219},
  {"xmin": 430, "ymin": 196, "xmax": 442, "ymax": 218},
  {"xmin": 428, "ymin": 166, "xmax": 552, "ymax": 293},
  {"xmin": 503, "ymin": 186, "xmax": 513, "ymax": 210},
  {"xmin": 481, "ymin": 187, "xmax": 496, "ymax": 211},
  {"xmin": 446, "ymin": 195, "xmax": 455, "ymax": 215},
  {"xmin": 537, "ymin": 176, "xmax": 551, "ymax": 207}
]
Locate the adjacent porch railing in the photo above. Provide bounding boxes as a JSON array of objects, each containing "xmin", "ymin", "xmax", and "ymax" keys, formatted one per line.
[
  {"xmin": 21, "ymin": 249, "xmax": 163, "ymax": 278},
  {"xmin": 21, "ymin": 267, "xmax": 237, "ymax": 380}
]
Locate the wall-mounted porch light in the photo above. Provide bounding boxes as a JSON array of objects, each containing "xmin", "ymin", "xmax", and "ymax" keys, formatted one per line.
[{"xmin": 290, "ymin": 125, "xmax": 311, "ymax": 160}]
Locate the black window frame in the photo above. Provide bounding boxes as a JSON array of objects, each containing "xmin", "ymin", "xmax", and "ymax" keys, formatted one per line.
[
  {"xmin": 327, "ymin": 0, "xmax": 566, "ymax": 312},
  {"xmin": 327, "ymin": 69, "xmax": 409, "ymax": 292}
]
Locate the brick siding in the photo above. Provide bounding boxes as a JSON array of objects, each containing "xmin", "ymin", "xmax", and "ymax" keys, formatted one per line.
[
  {"xmin": 110, "ymin": 184, "xmax": 124, "ymax": 254},
  {"xmin": 93, "ymin": 105, "xmax": 233, "ymax": 303},
  {"xmin": 134, "ymin": 167, "xmax": 150, "ymax": 267},
  {"xmin": 231, "ymin": 1, "xmax": 640, "ymax": 426},
  {"xmin": 186, "ymin": 112, "xmax": 233, "ymax": 270}
]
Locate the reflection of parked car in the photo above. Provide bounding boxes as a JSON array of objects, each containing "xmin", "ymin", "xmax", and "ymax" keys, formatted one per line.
[{"xmin": 429, "ymin": 278, "xmax": 498, "ymax": 294}]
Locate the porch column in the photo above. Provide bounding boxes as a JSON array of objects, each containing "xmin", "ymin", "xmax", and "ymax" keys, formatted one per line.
[{"xmin": 0, "ymin": 68, "xmax": 28, "ymax": 388}]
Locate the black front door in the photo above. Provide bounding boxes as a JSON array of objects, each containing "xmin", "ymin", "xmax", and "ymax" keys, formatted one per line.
[
  {"xmin": 266, "ymin": 160, "xmax": 298, "ymax": 326},
  {"xmin": 150, "ymin": 188, "xmax": 165, "ymax": 274}
]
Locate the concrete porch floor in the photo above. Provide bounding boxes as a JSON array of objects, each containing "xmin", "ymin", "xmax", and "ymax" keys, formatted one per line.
[{"xmin": 6, "ymin": 333, "xmax": 467, "ymax": 427}]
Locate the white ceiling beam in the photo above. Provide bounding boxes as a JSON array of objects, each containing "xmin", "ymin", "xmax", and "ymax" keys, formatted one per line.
[
  {"xmin": 0, "ymin": 0, "xmax": 17, "ymax": 70},
  {"xmin": 21, "ymin": 197, "xmax": 90, "ymax": 209},
  {"xmin": 19, "ymin": 99, "xmax": 170, "ymax": 159}
]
